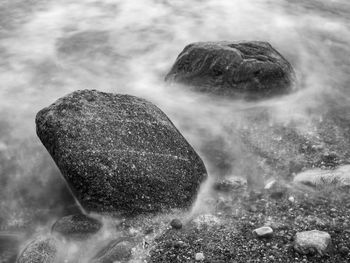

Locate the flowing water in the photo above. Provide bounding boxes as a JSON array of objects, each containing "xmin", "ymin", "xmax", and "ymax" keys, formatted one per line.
[{"xmin": 1, "ymin": 0, "xmax": 350, "ymax": 261}]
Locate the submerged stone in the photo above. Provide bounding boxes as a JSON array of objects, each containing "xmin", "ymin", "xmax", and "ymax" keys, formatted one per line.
[
  {"xmin": 51, "ymin": 214, "xmax": 102, "ymax": 240},
  {"xmin": 56, "ymin": 30, "xmax": 111, "ymax": 58},
  {"xmin": 166, "ymin": 41, "xmax": 295, "ymax": 99},
  {"xmin": 91, "ymin": 238, "xmax": 133, "ymax": 263},
  {"xmin": 36, "ymin": 89, "xmax": 207, "ymax": 215}
]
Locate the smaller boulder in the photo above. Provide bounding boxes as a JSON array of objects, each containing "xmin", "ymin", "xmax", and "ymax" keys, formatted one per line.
[
  {"xmin": 52, "ymin": 214, "xmax": 102, "ymax": 240},
  {"xmin": 91, "ymin": 238, "xmax": 133, "ymax": 263},
  {"xmin": 16, "ymin": 236, "xmax": 57, "ymax": 263},
  {"xmin": 252, "ymin": 226, "xmax": 273, "ymax": 238},
  {"xmin": 170, "ymin": 219, "xmax": 183, "ymax": 230},
  {"xmin": 293, "ymin": 165, "xmax": 350, "ymax": 188},
  {"xmin": 294, "ymin": 230, "xmax": 331, "ymax": 255},
  {"xmin": 166, "ymin": 41, "xmax": 295, "ymax": 99}
]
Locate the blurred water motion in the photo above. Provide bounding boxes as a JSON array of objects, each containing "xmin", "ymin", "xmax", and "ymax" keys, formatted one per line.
[{"xmin": 0, "ymin": 0, "xmax": 350, "ymax": 260}]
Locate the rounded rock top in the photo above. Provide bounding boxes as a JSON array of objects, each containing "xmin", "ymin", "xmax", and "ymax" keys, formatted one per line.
[
  {"xmin": 16, "ymin": 236, "xmax": 58, "ymax": 263},
  {"xmin": 252, "ymin": 226, "xmax": 274, "ymax": 238},
  {"xmin": 166, "ymin": 41, "xmax": 295, "ymax": 100},
  {"xmin": 195, "ymin": 252, "xmax": 205, "ymax": 261},
  {"xmin": 170, "ymin": 219, "xmax": 183, "ymax": 230},
  {"xmin": 51, "ymin": 214, "xmax": 102, "ymax": 240}
]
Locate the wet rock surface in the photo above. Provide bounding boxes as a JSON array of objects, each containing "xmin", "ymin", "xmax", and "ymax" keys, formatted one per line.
[
  {"xmin": 294, "ymin": 230, "xmax": 332, "ymax": 255},
  {"xmin": 16, "ymin": 236, "xmax": 57, "ymax": 263},
  {"xmin": 51, "ymin": 214, "xmax": 102, "ymax": 240},
  {"xmin": 166, "ymin": 41, "xmax": 295, "ymax": 99},
  {"xmin": 36, "ymin": 89, "xmax": 207, "ymax": 215}
]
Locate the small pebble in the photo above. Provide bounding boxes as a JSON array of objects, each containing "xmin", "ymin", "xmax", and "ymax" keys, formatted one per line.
[
  {"xmin": 264, "ymin": 180, "xmax": 276, "ymax": 190},
  {"xmin": 170, "ymin": 219, "xmax": 182, "ymax": 230},
  {"xmin": 288, "ymin": 196, "xmax": 295, "ymax": 202},
  {"xmin": 252, "ymin": 226, "xmax": 273, "ymax": 238},
  {"xmin": 195, "ymin": 252, "xmax": 205, "ymax": 261}
]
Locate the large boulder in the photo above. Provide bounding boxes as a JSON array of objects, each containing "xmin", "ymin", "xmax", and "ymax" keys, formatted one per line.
[
  {"xmin": 165, "ymin": 41, "xmax": 295, "ymax": 99},
  {"xmin": 16, "ymin": 236, "xmax": 57, "ymax": 263},
  {"xmin": 36, "ymin": 90, "xmax": 207, "ymax": 215}
]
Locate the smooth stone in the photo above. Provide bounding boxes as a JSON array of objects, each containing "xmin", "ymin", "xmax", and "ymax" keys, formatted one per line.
[
  {"xmin": 170, "ymin": 219, "xmax": 183, "ymax": 230},
  {"xmin": 252, "ymin": 226, "xmax": 273, "ymax": 238},
  {"xmin": 294, "ymin": 230, "xmax": 331, "ymax": 255}
]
